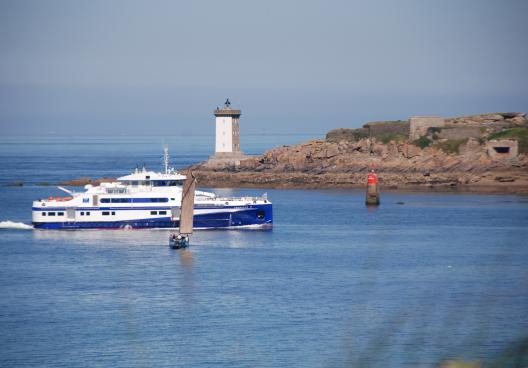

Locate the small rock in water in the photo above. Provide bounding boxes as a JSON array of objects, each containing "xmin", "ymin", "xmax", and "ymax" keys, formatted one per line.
[
  {"xmin": 396, "ymin": 201, "xmax": 405, "ymax": 205},
  {"xmin": 4, "ymin": 181, "xmax": 23, "ymax": 187}
]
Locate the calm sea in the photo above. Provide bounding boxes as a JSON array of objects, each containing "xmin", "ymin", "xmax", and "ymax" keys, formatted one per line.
[{"xmin": 0, "ymin": 135, "xmax": 527, "ymax": 367}]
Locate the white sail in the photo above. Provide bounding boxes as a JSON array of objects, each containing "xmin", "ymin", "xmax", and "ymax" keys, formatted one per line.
[{"xmin": 179, "ymin": 173, "xmax": 196, "ymax": 235}]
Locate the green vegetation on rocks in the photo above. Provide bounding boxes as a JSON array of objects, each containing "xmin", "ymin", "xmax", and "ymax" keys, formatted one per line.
[
  {"xmin": 413, "ymin": 136, "xmax": 432, "ymax": 148},
  {"xmin": 488, "ymin": 127, "xmax": 528, "ymax": 153},
  {"xmin": 435, "ymin": 139, "xmax": 468, "ymax": 154},
  {"xmin": 378, "ymin": 133, "xmax": 407, "ymax": 144},
  {"xmin": 364, "ymin": 120, "xmax": 408, "ymax": 127},
  {"xmin": 325, "ymin": 128, "xmax": 369, "ymax": 142}
]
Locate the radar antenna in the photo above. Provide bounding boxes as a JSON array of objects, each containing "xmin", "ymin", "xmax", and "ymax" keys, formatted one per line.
[{"xmin": 224, "ymin": 98, "xmax": 231, "ymax": 108}]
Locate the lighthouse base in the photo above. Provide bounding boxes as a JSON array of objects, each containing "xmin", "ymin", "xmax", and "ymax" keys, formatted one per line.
[{"xmin": 206, "ymin": 151, "xmax": 250, "ymax": 165}]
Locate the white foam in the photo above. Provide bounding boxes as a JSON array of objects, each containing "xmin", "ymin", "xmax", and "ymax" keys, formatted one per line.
[{"xmin": 0, "ymin": 221, "xmax": 34, "ymax": 230}]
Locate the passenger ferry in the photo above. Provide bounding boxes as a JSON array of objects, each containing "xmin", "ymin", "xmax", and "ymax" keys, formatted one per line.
[{"xmin": 32, "ymin": 148, "xmax": 272, "ymax": 230}]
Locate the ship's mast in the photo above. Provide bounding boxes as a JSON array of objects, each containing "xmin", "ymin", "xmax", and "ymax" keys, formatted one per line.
[{"xmin": 163, "ymin": 144, "xmax": 170, "ymax": 174}]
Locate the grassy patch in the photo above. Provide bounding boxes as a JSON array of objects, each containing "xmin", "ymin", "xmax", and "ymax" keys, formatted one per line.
[
  {"xmin": 326, "ymin": 128, "xmax": 369, "ymax": 142},
  {"xmin": 378, "ymin": 133, "xmax": 407, "ymax": 144},
  {"xmin": 364, "ymin": 120, "xmax": 408, "ymax": 127},
  {"xmin": 412, "ymin": 136, "xmax": 432, "ymax": 148},
  {"xmin": 435, "ymin": 139, "xmax": 468, "ymax": 154},
  {"xmin": 488, "ymin": 127, "xmax": 528, "ymax": 153}
]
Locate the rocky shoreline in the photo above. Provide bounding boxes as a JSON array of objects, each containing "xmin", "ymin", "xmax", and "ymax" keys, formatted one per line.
[
  {"xmin": 188, "ymin": 146, "xmax": 528, "ymax": 194},
  {"xmin": 50, "ymin": 113, "xmax": 528, "ymax": 194},
  {"xmin": 188, "ymin": 113, "xmax": 528, "ymax": 194}
]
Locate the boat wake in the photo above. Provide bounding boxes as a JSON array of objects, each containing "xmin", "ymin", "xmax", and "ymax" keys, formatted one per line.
[{"xmin": 0, "ymin": 221, "xmax": 34, "ymax": 230}]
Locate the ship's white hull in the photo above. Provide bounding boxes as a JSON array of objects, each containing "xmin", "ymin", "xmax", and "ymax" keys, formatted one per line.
[
  {"xmin": 32, "ymin": 203, "xmax": 272, "ymax": 230},
  {"xmin": 32, "ymin": 161, "xmax": 273, "ymax": 230}
]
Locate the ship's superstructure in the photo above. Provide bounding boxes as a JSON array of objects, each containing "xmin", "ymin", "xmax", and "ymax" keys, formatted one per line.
[{"xmin": 31, "ymin": 148, "xmax": 272, "ymax": 230}]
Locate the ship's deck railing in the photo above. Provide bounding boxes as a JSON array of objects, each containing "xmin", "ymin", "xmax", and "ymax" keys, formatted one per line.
[{"xmin": 208, "ymin": 194, "xmax": 269, "ymax": 203}]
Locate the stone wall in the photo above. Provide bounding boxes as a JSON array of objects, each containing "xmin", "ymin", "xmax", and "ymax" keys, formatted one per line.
[
  {"xmin": 409, "ymin": 116, "xmax": 445, "ymax": 140},
  {"xmin": 364, "ymin": 121, "xmax": 410, "ymax": 138},
  {"xmin": 437, "ymin": 126, "xmax": 482, "ymax": 140}
]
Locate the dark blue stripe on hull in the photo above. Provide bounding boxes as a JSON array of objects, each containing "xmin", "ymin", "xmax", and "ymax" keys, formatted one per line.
[{"xmin": 33, "ymin": 204, "xmax": 273, "ymax": 230}]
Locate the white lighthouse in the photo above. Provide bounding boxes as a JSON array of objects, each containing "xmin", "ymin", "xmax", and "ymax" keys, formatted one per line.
[{"xmin": 210, "ymin": 99, "xmax": 248, "ymax": 163}]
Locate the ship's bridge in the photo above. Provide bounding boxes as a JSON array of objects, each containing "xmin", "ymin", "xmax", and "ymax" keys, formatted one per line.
[{"xmin": 117, "ymin": 169, "xmax": 187, "ymax": 187}]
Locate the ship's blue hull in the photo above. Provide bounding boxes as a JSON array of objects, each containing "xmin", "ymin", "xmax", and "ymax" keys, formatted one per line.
[{"xmin": 32, "ymin": 204, "xmax": 273, "ymax": 230}]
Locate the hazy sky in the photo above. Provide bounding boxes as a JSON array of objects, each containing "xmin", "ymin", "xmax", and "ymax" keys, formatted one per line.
[{"xmin": 1, "ymin": 0, "xmax": 527, "ymax": 136}]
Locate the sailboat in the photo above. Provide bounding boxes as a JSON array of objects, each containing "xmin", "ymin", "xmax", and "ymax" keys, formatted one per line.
[{"xmin": 169, "ymin": 172, "xmax": 197, "ymax": 249}]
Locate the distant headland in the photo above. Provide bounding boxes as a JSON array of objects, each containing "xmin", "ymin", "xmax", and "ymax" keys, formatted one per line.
[{"xmin": 189, "ymin": 112, "xmax": 528, "ymax": 194}]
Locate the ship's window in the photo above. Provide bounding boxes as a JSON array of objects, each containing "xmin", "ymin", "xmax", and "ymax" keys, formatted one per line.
[
  {"xmin": 83, "ymin": 198, "xmax": 89, "ymax": 203},
  {"xmin": 102, "ymin": 211, "xmax": 110, "ymax": 216},
  {"xmin": 111, "ymin": 198, "xmax": 128, "ymax": 203},
  {"xmin": 111, "ymin": 211, "xmax": 115, "ymax": 215},
  {"xmin": 101, "ymin": 198, "xmax": 110, "ymax": 203},
  {"xmin": 86, "ymin": 212, "xmax": 90, "ymax": 216},
  {"xmin": 42, "ymin": 212, "xmax": 46, "ymax": 216},
  {"xmin": 58, "ymin": 212, "xmax": 64, "ymax": 216},
  {"xmin": 146, "ymin": 175, "xmax": 150, "ymax": 179},
  {"xmin": 170, "ymin": 198, "xmax": 175, "ymax": 201},
  {"xmin": 166, "ymin": 180, "xmax": 184, "ymax": 186},
  {"xmin": 48, "ymin": 212, "xmax": 56, "ymax": 216},
  {"xmin": 128, "ymin": 198, "xmax": 169, "ymax": 203},
  {"xmin": 131, "ymin": 181, "xmax": 139, "ymax": 186},
  {"xmin": 107, "ymin": 189, "xmax": 126, "ymax": 194},
  {"xmin": 150, "ymin": 198, "xmax": 169, "ymax": 203},
  {"xmin": 159, "ymin": 211, "xmax": 167, "ymax": 215},
  {"xmin": 150, "ymin": 211, "xmax": 157, "ymax": 215},
  {"xmin": 257, "ymin": 211, "xmax": 265, "ymax": 219},
  {"xmin": 80, "ymin": 212, "xmax": 84, "ymax": 216}
]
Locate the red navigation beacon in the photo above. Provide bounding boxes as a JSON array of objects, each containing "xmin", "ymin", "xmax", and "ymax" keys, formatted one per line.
[
  {"xmin": 365, "ymin": 167, "xmax": 380, "ymax": 206},
  {"xmin": 367, "ymin": 171, "xmax": 378, "ymax": 185}
]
